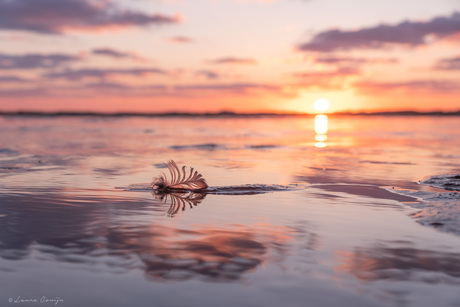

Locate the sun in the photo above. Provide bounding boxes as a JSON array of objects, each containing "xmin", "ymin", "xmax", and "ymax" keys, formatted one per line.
[{"xmin": 313, "ymin": 99, "xmax": 330, "ymax": 112}]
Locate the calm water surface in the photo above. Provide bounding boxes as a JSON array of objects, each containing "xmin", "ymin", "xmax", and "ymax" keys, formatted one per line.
[{"xmin": 0, "ymin": 115, "xmax": 459, "ymax": 307}]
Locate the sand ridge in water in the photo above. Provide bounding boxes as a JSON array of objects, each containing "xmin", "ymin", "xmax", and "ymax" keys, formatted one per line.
[{"xmin": 387, "ymin": 174, "xmax": 460, "ymax": 235}]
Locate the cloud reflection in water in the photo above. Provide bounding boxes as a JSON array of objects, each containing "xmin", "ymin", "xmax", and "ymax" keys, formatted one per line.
[
  {"xmin": 336, "ymin": 241, "xmax": 460, "ymax": 285},
  {"xmin": 0, "ymin": 190, "xmax": 315, "ymax": 282}
]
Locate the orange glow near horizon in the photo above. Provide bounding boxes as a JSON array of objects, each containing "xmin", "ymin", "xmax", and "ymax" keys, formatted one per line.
[{"xmin": 0, "ymin": 90, "xmax": 459, "ymax": 114}]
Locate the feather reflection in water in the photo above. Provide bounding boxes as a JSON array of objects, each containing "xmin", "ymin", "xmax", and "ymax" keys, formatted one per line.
[{"xmin": 152, "ymin": 190, "xmax": 207, "ymax": 217}]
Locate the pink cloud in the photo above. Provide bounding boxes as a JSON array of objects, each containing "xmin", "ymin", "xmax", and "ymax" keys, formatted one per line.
[
  {"xmin": 207, "ymin": 57, "xmax": 257, "ymax": 65},
  {"xmin": 0, "ymin": 52, "xmax": 82, "ymax": 69},
  {"xmin": 0, "ymin": 81, "xmax": 285, "ymax": 99},
  {"xmin": 354, "ymin": 80, "xmax": 460, "ymax": 95},
  {"xmin": 293, "ymin": 67, "xmax": 360, "ymax": 90},
  {"xmin": 166, "ymin": 36, "xmax": 194, "ymax": 43},
  {"xmin": 298, "ymin": 12, "xmax": 460, "ymax": 52},
  {"xmin": 433, "ymin": 55, "xmax": 460, "ymax": 70},
  {"xmin": 0, "ymin": 0, "xmax": 180, "ymax": 34},
  {"xmin": 315, "ymin": 56, "xmax": 399, "ymax": 65},
  {"xmin": 92, "ymin": 48, "xmax": 147, "ymax": 62},
  {"xmin": 195, "ymin": 70, "xmax": 221, "ymax": 80},
  {"xmin": 0, "ymin": 75, "xmax": 28, "ymax": 82},
  {"xmin": 43, "ymin": 67, "xmax": 168, "ymax": 80}
]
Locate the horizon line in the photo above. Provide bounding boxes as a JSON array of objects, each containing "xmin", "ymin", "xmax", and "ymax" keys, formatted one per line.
[{"xmin": 1, "ymin": 110, "xmax": 460, "ymax": 117}]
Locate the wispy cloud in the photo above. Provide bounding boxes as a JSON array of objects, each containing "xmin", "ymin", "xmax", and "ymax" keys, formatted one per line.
[
  {"xmin": 0, "ymin": 0, "xmax": 180, "ymax": 34},
  {"xmin": 84, "ymin": 81, "xmax": 130, "ymax": 89},
  {"xmin": 86, "ymin": 82, "xmax": 283, "ymax": 96},
  {"xmin": 92, "ymin": 48, "xmax": 147, "ymax": 62},
  {"xmin": 208, "ymin": 57, "xmax": 257, "ymax": 65},
  {"xmin": 0, "ymin": 87, "xmax": 47, "ymax": 97},
  {"xmin": 355, "ymin": 80, "xmax": 460, "ymax": 94},
  {"xmin": 0, "ymin": 81, "xmax": 286, "ymax": 99},
  {"xmin": 92, "ymin": 48, "xmax": 134, "ymax": 59},
  {"xmin": 0, "ymin": 75, "xmax": 28, "ymax": 83},
  {"xmin": 433, "ymin": 55, "xmax": 460, "ymax": 70},
  {"xmin": 0, "ymin": 53, "xmax": 82, "ymax": 69},
  {"xmin": 196, "ymin": 70, "xmax": 221, "ymax": 79},
  {"xmin": 315, "ymin": 56, "xmax": 398, "ymax": 65},
  {"xmin": 294, "ymin": 67, "xmax": 360, "ymax": 78},
  {"xmin": 293, "ymin": 67, "xmax": 360, "ymax": 89},
  {"xmin": 298, "ymin": 12, "xmax": 460, "ymax": 52},
  {"xmin": 175, "ymin": 83, "xmax": 279, "ymax": 94},
  {"xmin": 43, "ymin": 67, "xmax": 169, "ymax": 80},
  {"xmin": 166, "ymin": 36, "xmax": 194, "ymax": 43}
]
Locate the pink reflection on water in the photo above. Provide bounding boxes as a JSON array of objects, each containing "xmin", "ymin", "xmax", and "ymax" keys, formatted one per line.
[
  {"xmin": 1, "ymin": 115, "xmax": 459, "ymax": 190},
  {"xmin": 334, "ymin": 243, "xmax": 460, "ymax": 284},
  {"xmin": 0, "ymin": 187, "xmax": 303, "ymax": 281}
]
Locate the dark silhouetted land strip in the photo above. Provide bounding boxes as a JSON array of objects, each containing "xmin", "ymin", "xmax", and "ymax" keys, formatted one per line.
[{"xmin": 0, "ymin": 110, "xmax": 459, "ymax": 117}]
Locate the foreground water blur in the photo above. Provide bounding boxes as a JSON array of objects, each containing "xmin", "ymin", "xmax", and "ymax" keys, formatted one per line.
[{"xmin": 0, "ymin": 115, "xmax": 459, "ymax": 307}]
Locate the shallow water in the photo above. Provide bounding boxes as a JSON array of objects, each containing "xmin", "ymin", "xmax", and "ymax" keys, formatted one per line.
[{"xmin": 0, "ymin": 115, "xmax": 460, "ymax": 307}]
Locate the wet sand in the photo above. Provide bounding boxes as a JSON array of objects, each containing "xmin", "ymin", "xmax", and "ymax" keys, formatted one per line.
[{"xmin": 0, "ymin": 115, "xmax": 459, "ymax": 306}]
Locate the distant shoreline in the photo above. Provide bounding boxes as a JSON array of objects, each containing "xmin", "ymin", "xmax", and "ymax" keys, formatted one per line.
[{"xmin": 1, "ymin": 110, "xmax": 459, "ymax": 117}]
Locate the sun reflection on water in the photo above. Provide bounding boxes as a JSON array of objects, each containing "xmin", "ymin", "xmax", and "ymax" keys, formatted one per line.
[{"xmin": 314, "ymin": 115, "xmax": 328, "ymax": 148}]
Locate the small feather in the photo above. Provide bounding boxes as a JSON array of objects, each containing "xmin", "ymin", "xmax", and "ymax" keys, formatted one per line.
[{"xmin": 152, "ymin": 160, "xmax": 208, "ymax": 191}]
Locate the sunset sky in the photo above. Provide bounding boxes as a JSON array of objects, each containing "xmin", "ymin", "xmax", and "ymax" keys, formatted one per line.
[{"xmin": 0, "ymin": 0, "xmax": 460, "ymax": 113}]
